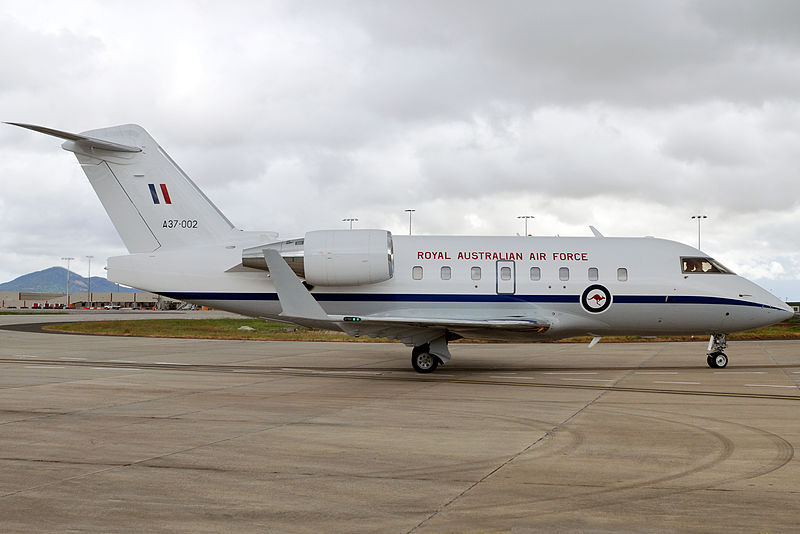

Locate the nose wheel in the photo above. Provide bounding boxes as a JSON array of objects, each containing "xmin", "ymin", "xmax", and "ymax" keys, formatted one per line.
[
  {"xmin": 706, "ymin": 333, "xmax": 729, "ymax": 368},
  {"xmin": 707, "ymin": 351, "xmax": 728, "ymax": 368}
]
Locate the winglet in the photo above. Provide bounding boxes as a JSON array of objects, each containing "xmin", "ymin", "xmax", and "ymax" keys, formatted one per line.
[
  {"xmin": 5, "ymin": 122, "xmax": 142, "ymax": 153},
  {"xmin": 262, "ymin": 248, "xmax": 328, "ymax": 320}
]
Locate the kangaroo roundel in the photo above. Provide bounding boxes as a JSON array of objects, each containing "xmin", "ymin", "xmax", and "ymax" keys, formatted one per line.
[{"xmin": 581, "ymin": 284, "xmax": 612, "ymax": 313}]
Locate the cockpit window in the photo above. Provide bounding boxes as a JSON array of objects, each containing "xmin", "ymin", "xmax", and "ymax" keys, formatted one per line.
[{"xmin": 680, "ymin": 257, "xmax": 735, "ymax": 274}]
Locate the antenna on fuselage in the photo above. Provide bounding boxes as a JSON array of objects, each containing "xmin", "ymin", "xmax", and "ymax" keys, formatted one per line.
[{"xmin": 589, "ymin": 226, "xmax": 604, "ymax": 238}]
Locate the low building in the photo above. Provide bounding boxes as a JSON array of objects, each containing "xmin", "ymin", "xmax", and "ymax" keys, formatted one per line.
[{"xmin": 0, "ymin": 291, "xmax": 182, "ymax": 310}]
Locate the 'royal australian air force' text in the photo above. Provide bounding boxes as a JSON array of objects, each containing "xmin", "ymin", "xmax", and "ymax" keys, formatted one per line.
[{"xmin": 417, "ymin": 251, "xmax": 589, "ymax": 261}]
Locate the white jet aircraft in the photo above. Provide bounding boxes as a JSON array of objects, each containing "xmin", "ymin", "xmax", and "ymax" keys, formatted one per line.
[{"xmin": 8, "ymin": 123, "xmax": 794, "ymax": 372}]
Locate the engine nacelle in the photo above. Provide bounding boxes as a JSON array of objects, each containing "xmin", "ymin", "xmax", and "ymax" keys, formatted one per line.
[
  {"xmin": 304, "ymin": 229, "xmax": 394, "ymax": 286},
  {"xmin": 241, "ymin": 229, "xmax": 394, "ymax": 286}
]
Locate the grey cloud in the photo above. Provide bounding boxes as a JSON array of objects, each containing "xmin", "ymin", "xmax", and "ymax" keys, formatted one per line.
[{"xmin": 2, "ymin": 0, "xmax": 800, "ymax": 296}]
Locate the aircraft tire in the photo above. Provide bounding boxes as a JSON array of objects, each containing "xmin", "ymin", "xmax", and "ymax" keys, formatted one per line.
[
  {"xmin": 707, "ymin": 351, "xmax": 728, "ymax": 369},
  {"xmin": 411, "ymin": 345, "xmax": 438, "ymax": 373}
]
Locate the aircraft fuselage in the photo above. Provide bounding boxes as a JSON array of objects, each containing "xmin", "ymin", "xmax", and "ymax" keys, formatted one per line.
[{"xmin": 107, "ymin": 235, "xmax": 790, "ymax": 340}]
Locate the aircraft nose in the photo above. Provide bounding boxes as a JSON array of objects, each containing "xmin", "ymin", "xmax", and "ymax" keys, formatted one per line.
[
  {"xmin": 761, "ymin": 291, "xmax": 794, "ymax": 322},
  {"xmin": 777, "ymin": 301, "xmax": 795, "ymax": 322}
]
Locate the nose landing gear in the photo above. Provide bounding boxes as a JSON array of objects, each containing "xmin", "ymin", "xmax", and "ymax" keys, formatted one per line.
[{"xmin": 706, "ymin": 333, "xmax": 728, "ymax": 368}]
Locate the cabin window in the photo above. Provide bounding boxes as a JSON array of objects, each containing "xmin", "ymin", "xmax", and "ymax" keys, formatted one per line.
[
  {"xmin": 588, "ymin": 267, "xmax": 598, "ymax": 281},
  {"xmin": 559, "ymin": 267, "xmax": 569, "ymax": 281},
  {"xmin": 680, "ymin": 257, "xmax": 735, "ymax": 274},
  {"xmin": 412, "ymin": 266, "xmax": 423, "ymax": 280},
  {"xmin": 440, "ymin": 266, "xmax": 451, "ymax": 280},
  {"xmin": 617, "ymin": 267, "xmax": 628, "ymax": 281},
  {"xmin": 530, "ymin": 266, "xmax": 541, "ymax": 281},
  {"xmin": 471, "ymin": 266, "xmax": 481, "ymax": 280},
  {"xmin": 500, "ymin": 266, "xmax": 512, "ymax": 281}
]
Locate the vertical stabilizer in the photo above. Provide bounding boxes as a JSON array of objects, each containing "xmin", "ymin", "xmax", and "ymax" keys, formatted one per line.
[{"xmin": 9, "ymin": 123, "xmax": 235, "ymax": 252}]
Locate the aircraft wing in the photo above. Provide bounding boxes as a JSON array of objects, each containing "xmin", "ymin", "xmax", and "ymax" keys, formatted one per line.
[
  {"xmin": 261, "ymin": 248, "xmax": 550, "ymax": 347},
  {"xmin": 335, "ymin": 315, "xmax": 550, "ymax": 346}
]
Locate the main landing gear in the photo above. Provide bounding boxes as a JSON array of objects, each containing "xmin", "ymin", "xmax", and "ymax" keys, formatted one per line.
[
  {"xmin": 411, "ymin": 345, "xmax": 439, "ymax": 373},
  {"xmin": 411, "ymin": 336, "xmax": 452, "ymax": 373},
  {"xmin": 706, "ymin": 333, "xmax": 728, "ymax": 369}
]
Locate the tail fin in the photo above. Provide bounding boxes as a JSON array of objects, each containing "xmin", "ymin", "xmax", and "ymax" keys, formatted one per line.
[{"xmin": 8, "ymin": 123, "xmax": 235, "ymax": 252}]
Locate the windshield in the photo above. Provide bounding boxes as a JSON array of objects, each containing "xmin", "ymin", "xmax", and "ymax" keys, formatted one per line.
[{"xmin": 681, "ymin": 257, "xmax": 735, "ymax": 274}]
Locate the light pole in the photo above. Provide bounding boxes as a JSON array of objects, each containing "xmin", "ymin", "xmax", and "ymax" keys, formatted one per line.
[
  {"xmin": 691, "ymin": 215, "xmax": 707, "ymax": 249},
  {"xmin": 342, "ymin": 217, "xmax": 358, "ymax": 230},
  {"xmin": 517, "ymin": 215, "xmax": 534, "ymax": 236},
  {"xmin": 61, "ymin": 257, "xmax": 74, "ymax": 308},
  {"xmin": 405, "ymin": 209, "xmax": 415, "ymax": 235},
  {"xmin": 86, "ymin": 255, "xmax": 94, "ymax": 307}
]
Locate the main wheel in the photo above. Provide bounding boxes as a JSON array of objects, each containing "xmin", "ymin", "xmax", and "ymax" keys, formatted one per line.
[
  {"xmin": 707, "ymin": 353, "xmax": 717, "ymax": 368},
  {"xmin": 411, "ymin": 345, "xmax": 438, "ymax": 373},
  {"xmin": 713, "ymin": 351, "xmax": 728, "ymax": 368}
]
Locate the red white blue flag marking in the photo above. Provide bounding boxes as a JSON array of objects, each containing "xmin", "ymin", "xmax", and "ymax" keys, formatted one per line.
[{"xmin": 148, "ymin": 183, "xmax": 172, "ymax": 204}]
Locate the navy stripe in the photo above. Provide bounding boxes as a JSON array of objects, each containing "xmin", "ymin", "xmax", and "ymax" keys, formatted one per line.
[
  {"xmin": 614, "ymin": 295, "xmax": 775, "ymax": 309},
  {"xmin": 148, "ymin": 183, "xmax": 160, "ymax": 204},
  {"xmin": 159, "ymin": 292, "xmax": 780, "ymax": 310},
  {"xmin": 159, "ymin": 292, "xmax": 576, "ymax": 304}
]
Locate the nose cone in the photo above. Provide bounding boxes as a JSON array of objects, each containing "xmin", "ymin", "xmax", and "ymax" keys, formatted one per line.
[
  {"xmin": 758, "ymin": 288, "xmax": 794, "ymax": 323},
  {"xmin": 776, "ymin": 300, "xmax": 795, "ymax": 322},
  {"xmin": 727, "ymin": 278, "xmax": 795, "ymax": 330}
]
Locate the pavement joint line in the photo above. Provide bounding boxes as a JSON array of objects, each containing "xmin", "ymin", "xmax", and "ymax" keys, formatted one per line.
[
  {"xmin": 59, "ymin": 357, "xmax": 86, "ymax": 361},
  {"xmin": 491, "ymin": 376, "xmax": 534, "ymax": 380},
  {"xmin": 25, "ymin": 365, "xmax": 63, "ymax": 369},
  {"xmin": 635, "ymin": 371, "xmax": 678, "ymax": 374},
  {"xmin": 544, "ymin": 372, "xmax": 598, "ymax": 375},
  {"xmin": 407, "ymin": 367, "xmax": 613, "ymax": 534},
  {"xmin": 561, "ymin": 378, "xmax": 615, "ymax": 382},
  {"xmin": 745, "ymin": 384, "xmax": 797, "ymax": 388},
  {"xmin": 655, "ymin": 381, "xmax": 701, "ymax": 385},
  {"xmin": 408, "ymin": 338, "xmax": 672, "ymax": 533},
  {"xmin": 714, "ymin": 371, "xmax": 766, "ymax": 374}
]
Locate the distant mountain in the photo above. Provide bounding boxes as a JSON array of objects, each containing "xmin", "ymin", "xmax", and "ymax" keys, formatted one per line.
[{"xmin": 0, "ymin": 267, "xmax": 140, "ymax": 293}]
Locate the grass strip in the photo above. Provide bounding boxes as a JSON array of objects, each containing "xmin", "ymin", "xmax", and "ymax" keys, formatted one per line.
[
  {"xmin": 0, "ymin": 311, "xmax": 68, "ymax": 315},
  {"xmin": 42, "ymin": 317, "xmax": 800, "ymax": 342}
]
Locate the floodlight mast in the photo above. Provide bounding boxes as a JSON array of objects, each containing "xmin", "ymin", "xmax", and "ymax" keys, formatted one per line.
[{"xmin": 691, "ymin": 215, "xmax": 708, "ymax": 249}]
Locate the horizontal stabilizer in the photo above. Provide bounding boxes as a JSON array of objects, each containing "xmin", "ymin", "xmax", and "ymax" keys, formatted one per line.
[{"xmin": 5, "ymin": 122, "xmax": 141, "ymax": 153}]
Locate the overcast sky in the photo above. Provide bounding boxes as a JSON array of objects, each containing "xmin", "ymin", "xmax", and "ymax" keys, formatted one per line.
[{"xmin": 1, "ymin": 0, "xmax": 799, "ymax": 299}]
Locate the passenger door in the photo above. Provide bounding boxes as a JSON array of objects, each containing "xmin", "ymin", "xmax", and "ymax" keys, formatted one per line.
[{"xmin": 496, "ymin": 260, "xmax": 516, "ymax": 295}]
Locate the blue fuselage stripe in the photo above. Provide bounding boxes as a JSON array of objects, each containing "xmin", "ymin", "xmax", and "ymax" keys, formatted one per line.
[{"xmin": 158, "ymin": 292, "xmax": 778, "ymax": 310}]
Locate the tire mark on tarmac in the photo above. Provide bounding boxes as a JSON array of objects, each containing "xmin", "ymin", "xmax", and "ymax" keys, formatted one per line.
[
  {"xmin": 426, "ymin": 407, "xmax": 794, "ymax": 529},
  {"xmin": 3, "ymin": 358, "xmax": 800, "ymax": 402}
]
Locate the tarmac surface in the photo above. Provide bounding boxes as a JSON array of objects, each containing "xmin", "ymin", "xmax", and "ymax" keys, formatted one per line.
[{"xmin": 1, "ymin": 311, "xmax": 799, "ymax": 533}]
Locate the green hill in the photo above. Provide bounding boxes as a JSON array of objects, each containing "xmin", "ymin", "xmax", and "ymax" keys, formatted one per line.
[{"xmin": 0, "ymin": 267, "xmax": 140, "ymax": 293}]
